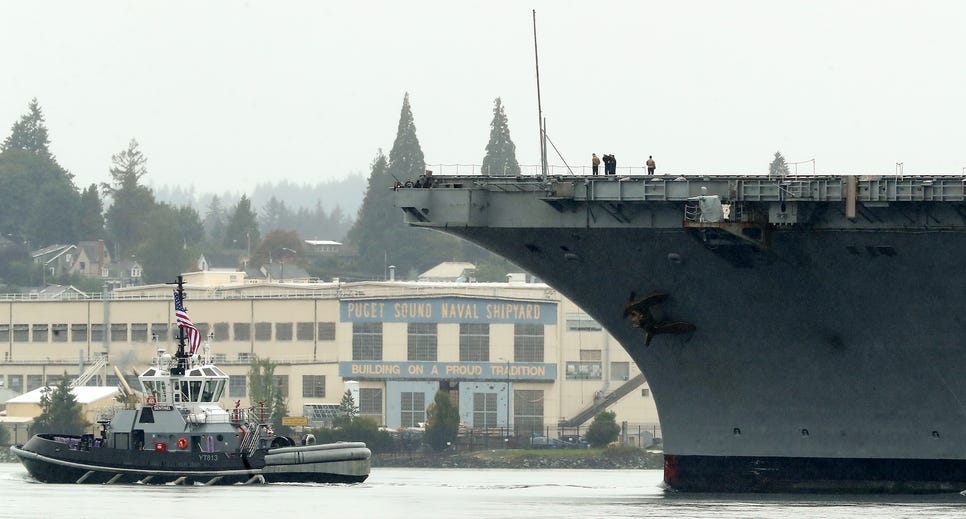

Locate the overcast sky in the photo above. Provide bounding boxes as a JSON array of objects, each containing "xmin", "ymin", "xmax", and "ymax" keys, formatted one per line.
[{"xmin": 3, "ymin": 1, "xmax": 965, "ymax": 194}]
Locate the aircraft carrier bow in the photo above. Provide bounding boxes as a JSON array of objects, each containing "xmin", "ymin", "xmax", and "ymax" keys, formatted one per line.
[{"xmin": 396, "ymin": 174, "xmax": 966, "ymax": 492}]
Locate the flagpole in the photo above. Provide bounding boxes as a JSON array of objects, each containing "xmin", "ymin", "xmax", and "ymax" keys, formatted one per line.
[{"xmin": 173, "ymin": 275, "xmax": 187, "ymax": 375}]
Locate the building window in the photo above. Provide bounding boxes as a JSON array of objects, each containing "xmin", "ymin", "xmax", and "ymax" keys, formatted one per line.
[
  {"xmin": 407, "ymin": 323, "xmax": 437, "ymax": 361},
  {"xmin": 276, "ymin": 322, "xmax": 293, "ymax": 341},
  {"xmin": 32, "ymin": 324, "xmax": 49, "ymax": 343},
  {"xmin": 131, "ymin": 323, "xmax": 148, "ymax": 342},
  {"xmin": 196, "ymin": 322, "xmax": 210, "ymax": 342},
  {"xmin": 71, "ymin": 324, "xmax": 88, "ymax": 342},
  {"xmin": 514, "ymin": 389, "xmax": 544, "ymax": 434},
  {"xmin": 566, "ymin": 362, "xmax": 602, "ymax": 380},
  {"xmin": 302, "ymin": 375, "xmax": 325, "ymax": 398},
  {"xmin": 233, "ymin": 322, "xmax": 251, "ymax": 341},
  {"xmin": 274, "ymin": 375, "xmax": 289, "ymax": 397},
  {"xmin": 13, "ymin": 324, "xmax": 28, "ymax": 342},
  {"xmin": 352, "ymin": 322, "xmax": 383, "ymax": 361},
  {"xmin": 459, "ymin": 323, "xmax": 489, "ymax": 362},
  {"xmin": 51, "ymin": 323, "xmax": 68, "ymax": 342},
  {"xmin": 296, "ymin": 322, "xmax": 315, "ymax": 341},
  {"xmin": 229, "ymin": 375, "xmax": 246, "ymax": 397},
  {"xmin": 317, "ymin": 322, "xmax": 336, "ymax": 341},
  {"xmin": 566, "ymin": 312, "xmax": 602, "ymax": 331},
  {"xmin": 213, "ymin": 322, "xmax": 229, "ymax": 341},
  {"xmin": 0, "ymin": 324, "xmax": 8, "ymax": 342},
  {"xmin": 580, "ymin": 349, "xmax": 602, "ymax": 361},
  {"xmin": 473, "ymin": 392, "xmax": 499, "ymax": 428},
  {"xmin": 611, "ymin": 362, "xmax": 630, "ymax": 381},
  {"xmin": 7, "ymin": 374, "xmax": 23, "ymax": 393},
  {"xmin": 90, "ymin": 324, "xmax": 104, "ymax": 342},
  {"xmin": 27, "ymin": 374, "xmax": 44, "ymax": 392},
  {"xmin": 359, "ymin": 388, "xmax": 383, "ymax": 422},
  {"xmin": 513, "ymin": 324, "xmax": 543, "ymax": 362},
  {"xmin": 151, "ymin": 323, "xmax": 168, "ymax": 342},
  {"xmin": 110, "ymin": 323, "xmax": 128, "ymax": 342},
  {"xmin": 254, "ymin": 322, "xmax": 272, "ymax": 341},
  {"xmin": 400, "ymin": 391, "xmax": 425, "ymax": 428},
  {"xmin": 641, "ymin": 388, "xmax": 650, "ymax": 397}
]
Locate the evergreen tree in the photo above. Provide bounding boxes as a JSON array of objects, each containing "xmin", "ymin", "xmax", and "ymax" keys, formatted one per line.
[
  {"xmin": 480, "ymin": 98, "xmax": 521, "ymax": 176},
  {"xmin": 333, "ymin": 389, "xmax": 358, "ymax": 428},
  {"xmin": 202, "ymin": 195, "xmax": 227, "ymax": 249},
  {"xmin": 0, "ymin": 100, "xmax": 80, "ymax": 248},
  {"xmin": 247, "ymin": 357, "xmax": 277, "ymax": 420},
  {"xmin": 584, "ymin": 410, "xmax": 621, "ymax": 447},
  {"xmin": 76, "ymin": 184, "xmax": 106, "ymax": 240},
  {"xmin": 224, "ymin": 195, "xmax": 260, "ymax": 250},
  {"xmin": 0, "ymin": 419, "xmax": 9, "ymax": 446},
  {"xmin": 424, "ymin": 390, "xmax": 460, "ymax": 451},
  {"xmin": 103, "ymin": 139, "xmax": 157, "ymax": 256},
  {"xmin": 28, "ymin": 374, "xmax": 90, "ymax": 436},
  {"xmin": 346, "ymin": 96, "xmax": 462, "ymax": 278},
  {"xmin": 134, "ymin": 203, "xmax": 198, "ymax": 283},
  {"xmin": 387, "ymin": 92, "xmax": 425, "ymax": 183},
  {"xmin": 769, "ymin": 151, "xmax": 790, "ymax": 177},
  {"xmin": 1, "ymin": 98, "xmax": 54, "ymax": 161}
]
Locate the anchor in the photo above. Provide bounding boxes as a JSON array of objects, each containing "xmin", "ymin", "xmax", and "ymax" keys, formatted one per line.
[{"xmin": 622, "ymin": 291, "xmax": 696, "ymax": 346}]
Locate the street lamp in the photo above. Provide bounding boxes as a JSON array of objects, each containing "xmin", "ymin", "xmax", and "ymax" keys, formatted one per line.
[
  {"xmin": 280, "ymin": 247, "xmax": 296, "ymax": 282},
  {"xmin": 498, "ymin": 357, "xmax": 511, "ymax": 435}
]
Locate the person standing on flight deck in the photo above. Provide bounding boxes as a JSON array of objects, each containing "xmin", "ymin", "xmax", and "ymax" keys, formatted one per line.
[
  {"xmin": 646, "ymin": 155, "xmax": 656, "ymax": 175},
  {"xmin": 592, "ymin": 153, "xmax": 601, "ymax": 175}
]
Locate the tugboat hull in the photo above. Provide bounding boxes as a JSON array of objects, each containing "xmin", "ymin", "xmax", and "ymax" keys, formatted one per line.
[{"xmin": 12, "ymin": 435, "xmax": 370, "ymax": 485}]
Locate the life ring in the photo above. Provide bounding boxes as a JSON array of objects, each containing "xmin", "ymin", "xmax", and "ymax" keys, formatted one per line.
[
  {"xmin": 146, "ymin": 395, "xmax": 157, "ymax": 407},
  {"xmin": 177, "ymin": 437, "xmax": 188, "ymax": 450}
]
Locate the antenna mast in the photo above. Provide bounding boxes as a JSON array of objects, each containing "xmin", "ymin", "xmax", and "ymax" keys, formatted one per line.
[{"xmin": 533, "ymin": 9, "xmax": 548, "ymax": 178}]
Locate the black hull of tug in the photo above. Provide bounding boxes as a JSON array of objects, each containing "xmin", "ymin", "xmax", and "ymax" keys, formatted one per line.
[
  {"xmin": 12, "ymin": 436, "xmax": 369, "ymax": 485},
  {"xmin": 666, "ymin": 455, "xmax": 966, "ymax": 493}
]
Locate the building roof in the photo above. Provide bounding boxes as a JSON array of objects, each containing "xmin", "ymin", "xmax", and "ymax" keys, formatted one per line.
[
  {"xmin": 6, "ymin": 386, "xmax": 120, "ymax": 405},
  {"xmin": 417, "ymin": 261, "xmax": 477, "ymax": 282}
]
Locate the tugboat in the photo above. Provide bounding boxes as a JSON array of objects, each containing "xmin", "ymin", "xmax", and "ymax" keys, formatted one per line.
[{"xmin": 11, "ymin": 276, "xmax": 370, "ymax": 485}]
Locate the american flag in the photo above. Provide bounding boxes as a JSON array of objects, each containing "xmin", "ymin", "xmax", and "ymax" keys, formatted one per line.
[{"xmin": 174, "ymin": 291, "xmax": 202, "ymax": 354}]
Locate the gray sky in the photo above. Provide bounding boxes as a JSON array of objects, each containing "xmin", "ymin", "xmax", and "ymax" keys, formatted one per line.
[{"xmin": 3, "ymin": 1, "xmax": 965, "ymax": 194}]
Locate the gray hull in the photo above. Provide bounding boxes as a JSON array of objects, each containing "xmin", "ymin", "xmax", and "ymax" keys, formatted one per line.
[{"xmin": 396, "ymin": 175, "xmax": 966, "ymax": 492}]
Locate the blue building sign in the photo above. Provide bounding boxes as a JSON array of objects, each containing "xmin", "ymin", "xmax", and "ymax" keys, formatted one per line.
[
  {"xmin": 339, "ymin": 361, "xmax": 557, "ymax": 381},
  {"xmin": 340, "ymin": 297, "xmax": 557, "ymax": 324}
]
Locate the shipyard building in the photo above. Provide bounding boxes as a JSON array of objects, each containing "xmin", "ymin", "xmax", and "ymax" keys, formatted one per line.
[{"xmin": 0, "ymin": 265, "xmax": 659, "ymax": 445}]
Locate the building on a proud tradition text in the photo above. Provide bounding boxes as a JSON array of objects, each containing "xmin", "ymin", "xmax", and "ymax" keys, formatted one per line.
[{"xmin": 0, "ymin": 263, "xmax": 660, "ymax": 446}]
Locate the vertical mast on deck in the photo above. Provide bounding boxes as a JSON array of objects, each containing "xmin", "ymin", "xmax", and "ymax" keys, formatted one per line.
[
  {"xmin": 533, "ymin": 9, "xmax": 548, "ymax": 179},
  {"xmin": 172, "ymin": 275, "xmax": 187, "ymax": 376}
]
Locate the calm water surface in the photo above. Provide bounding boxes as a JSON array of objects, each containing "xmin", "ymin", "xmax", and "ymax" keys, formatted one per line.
[{"xmin": 1, "ymin": 463, "xmax": 965, "ymax": 518}]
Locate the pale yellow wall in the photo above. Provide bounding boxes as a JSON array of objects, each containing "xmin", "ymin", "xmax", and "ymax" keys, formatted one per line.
[{"xmin": 0, "ymin": 281, "xmax": 660, "ymax": 436}]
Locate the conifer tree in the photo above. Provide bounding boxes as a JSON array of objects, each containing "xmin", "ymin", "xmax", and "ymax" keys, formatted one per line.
[
  {"xmin": 103, "ymin": 139, "xmax": 157, "ymax": 256},
  {"xmin": 481, "ymin": 98, "xmax": 521, "ymax": 176},
  {"xmin": 29, "ymin": 374, "xmax": 90, "ymax": 436},
  {"xmin": 769, "ymin": 151, "xmax": 790, "ymax": 177},
  {"xmin": 424, "ymin": 390, "xmax": 460, "ymax": 451},
  {"xmin": 387, "ymin": 93, "xmax": 426, "ymax": 183},
  {"xmin": 1, "ymin": 98, "xmax": 54, "ymax": 161},
  {"xmin": 0, "ymin": 99, "xmax": 80, "ymax": 247},
  {"xmin": 77, "ymin": 184, "xmax": 106, "ymax": 240},
  {"xmin": 223, "ymin": 195, "xmax": 260, "ymax": 250}
]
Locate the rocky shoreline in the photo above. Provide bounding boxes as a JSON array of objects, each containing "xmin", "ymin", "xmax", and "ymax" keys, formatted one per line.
[{"xmin": 372, "ymin": 448, "xmax": 662, "ymax": 470}]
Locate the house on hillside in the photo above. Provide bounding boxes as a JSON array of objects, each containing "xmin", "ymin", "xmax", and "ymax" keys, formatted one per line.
[
  {"xmin": 70, "ymin": 240, "xmax": 111, "ymax": 278},
  {"xmin": 31, "ymin": 244, "xmax": 77, "ymax": 281},
  {"xmin": 303, "ymin": 240, "xmax": 343, "ymax": 256},
  {"xmin": 196, "ymin": 252, "xmax": 244, "ymax": 272}
]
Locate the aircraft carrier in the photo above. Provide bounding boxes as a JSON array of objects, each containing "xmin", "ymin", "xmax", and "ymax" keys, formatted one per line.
[{"xmin": 396, "ymin": 173, "xmax": 966, "ymax": 492}]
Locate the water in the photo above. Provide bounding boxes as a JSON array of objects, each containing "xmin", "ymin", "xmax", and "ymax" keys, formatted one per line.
[{"xmin": 1, "ymin": 464, "xmax": 965, "ymax": 519}]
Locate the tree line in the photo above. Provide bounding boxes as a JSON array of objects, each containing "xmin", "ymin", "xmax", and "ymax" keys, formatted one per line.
[{"xmin": 0, "ymin": 93, "xmax": 524, "ymax": 288}]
